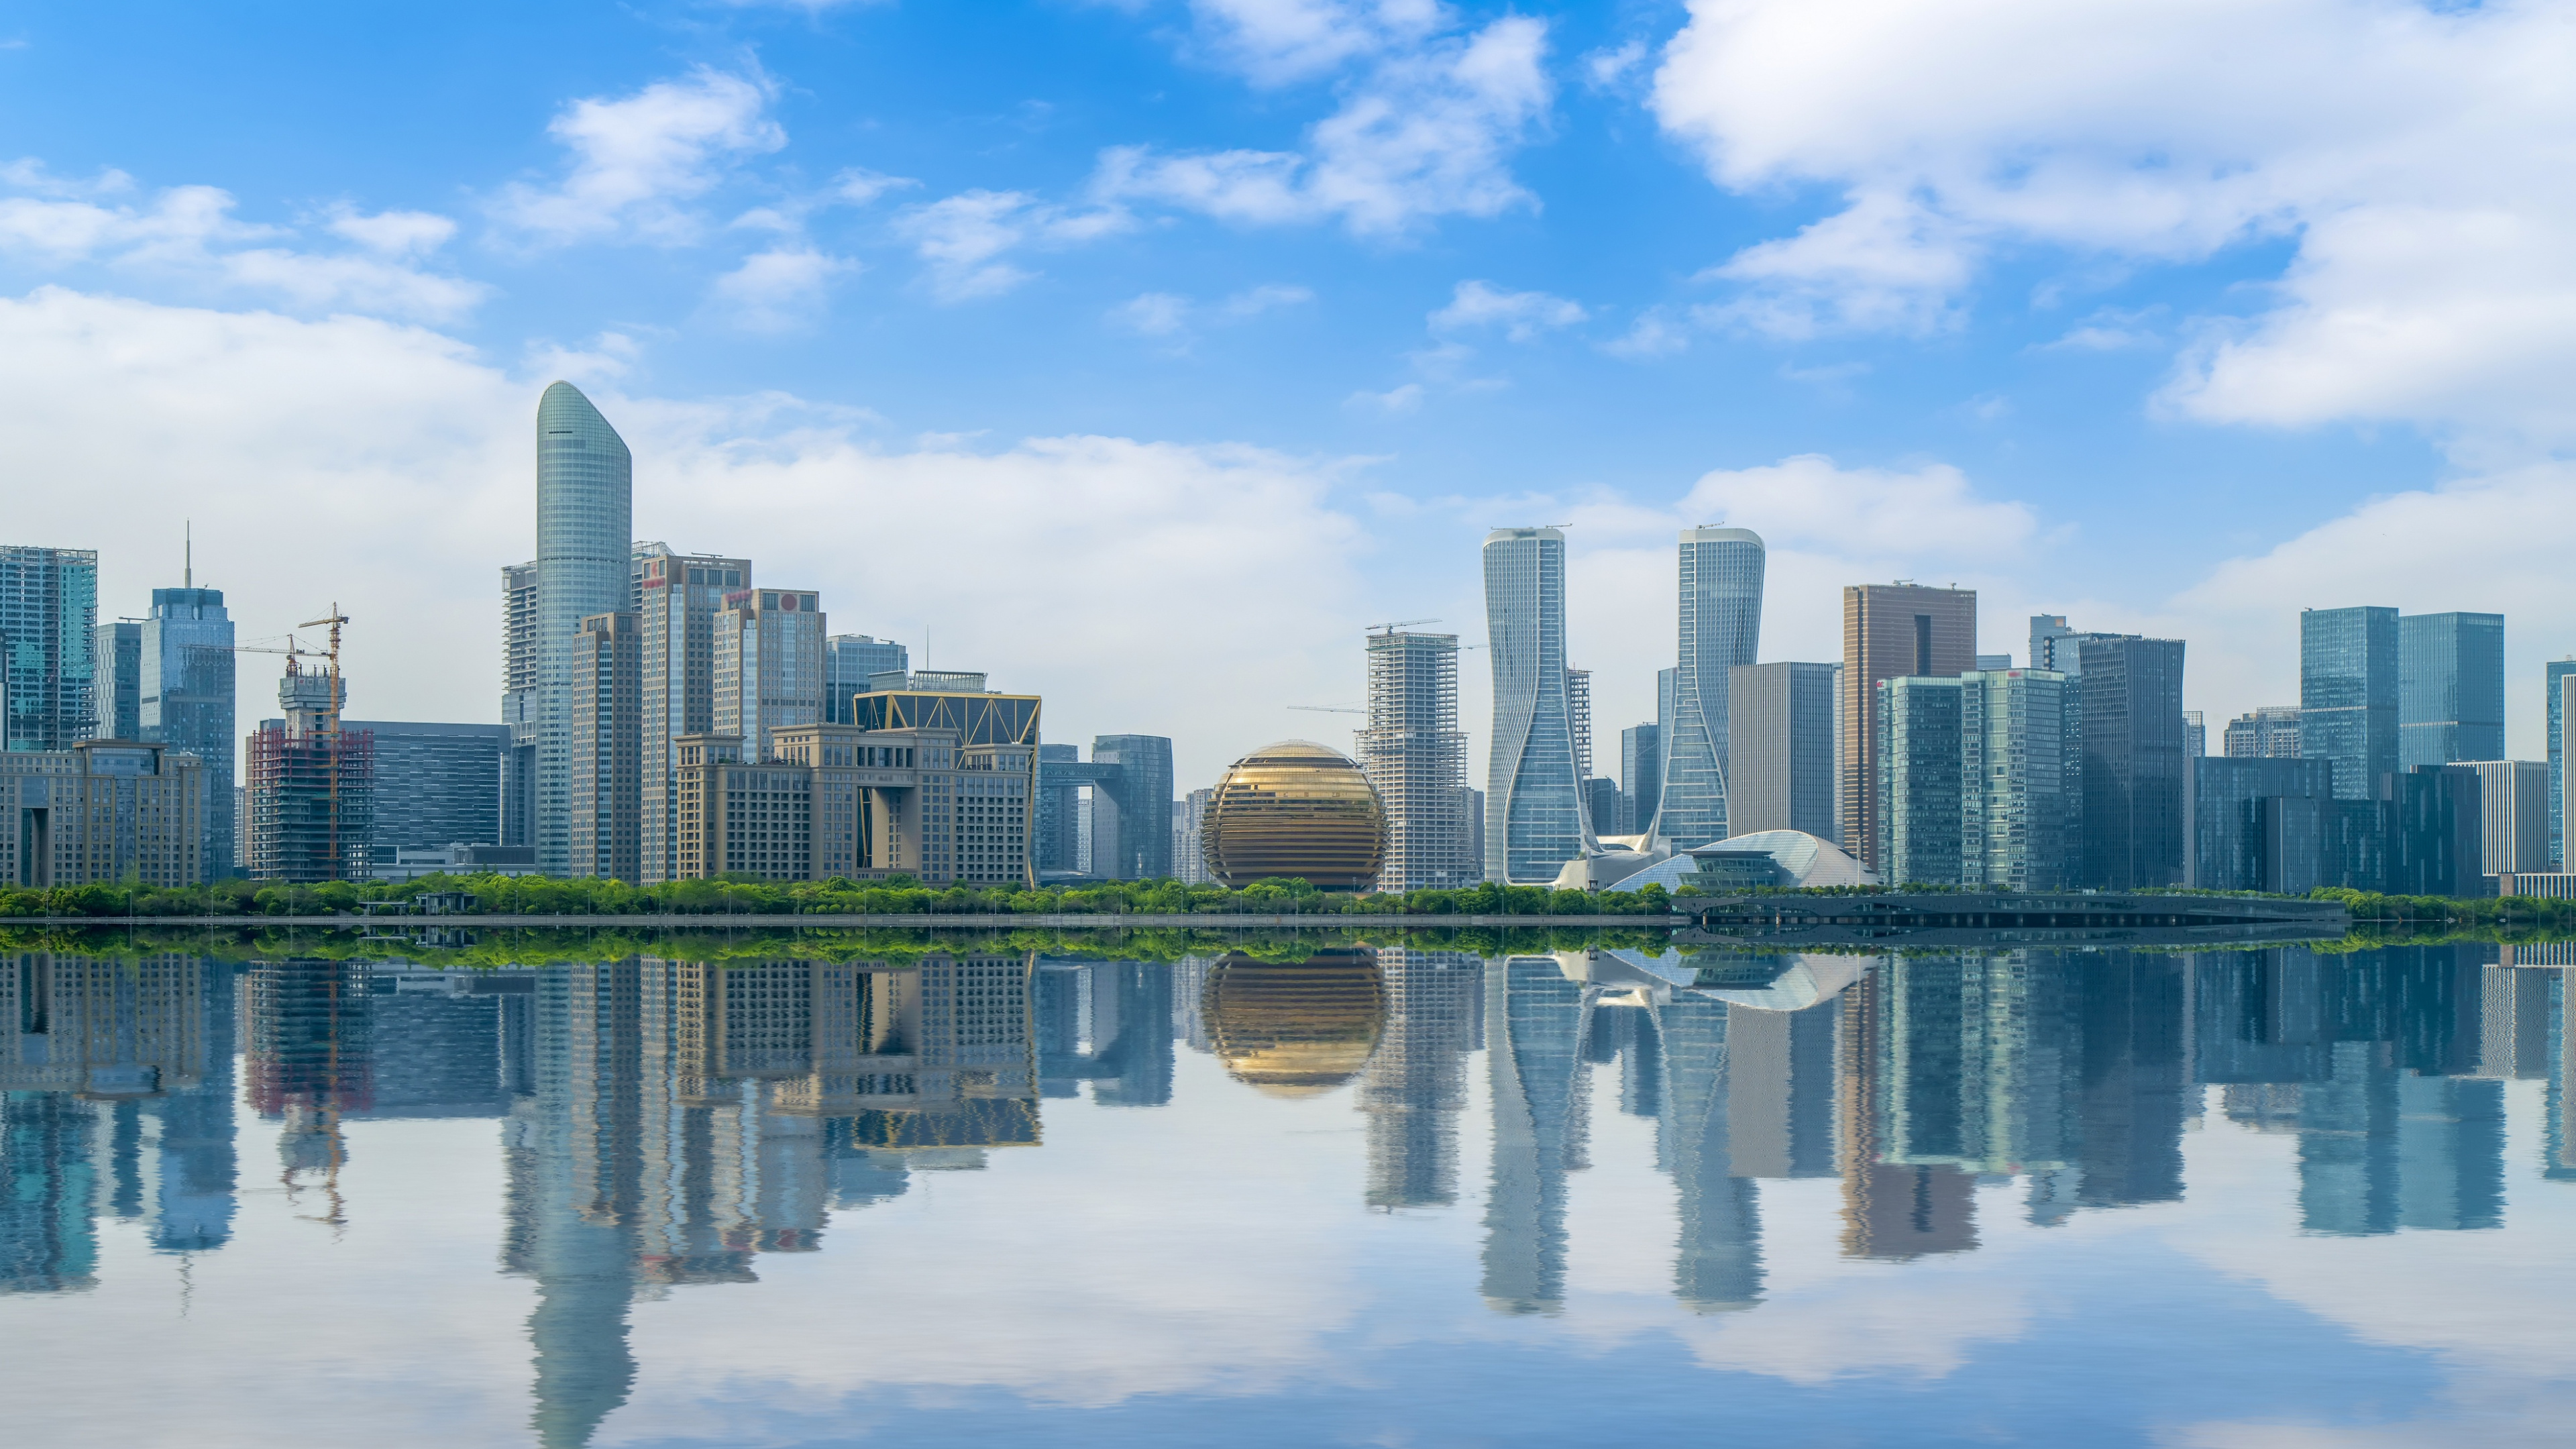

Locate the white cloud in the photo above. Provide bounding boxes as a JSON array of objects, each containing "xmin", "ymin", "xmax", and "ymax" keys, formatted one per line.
[
  {"xmin": 1348, "ymin": 381, "xmax": 1424, "ymax": 413},
  {"xmin": 1602, "ymin": 306, "xmax": 1688, "ymax": 359},
  {"xmin": 491, "ymin": 68, "xmax": 785, "ymax": 246},
  {"xmin": 1182, "ymin": 0, "xmax": 1446, "ymax": 86},
  {"xmin": 895, "ymin": 189, "xmax": 1130, "ymax": 301},
  {"xmin": 1648, "ymin": 0, "xmax": 2576, "ymax": 449},
  {"xmin": 1111, "ymin": 290, "xmax": 1192, "ymax": 337},
  {"xmin": 708, "ymin": 246, "xmax": 855, "ymax": 332},
  {"xmin": 0, "ymin": 285, "xmax": 1371, "ymax": 788},
  {"xmin": 325, "ymin": 208, "xmax": 458, "ymax": 256},
  {"xmin": 1097, "ymin": 14, "xmax": 1552, "ymax": 238},
  {"xmin": 833, "ymin": 166, "xmax": 918, "ymax": 207},
  {"xmin": 0, "ymin": 174, "xmax": 487, "ymax": 321},
  {"xmin": 1430, "ymin": 278, "xmax": 1585, "ymax": 341},
  {"xmin": 1585, "ymin": 39, "xmax": 1647, "ymax": 91},
  {"xmin": 1219, "ymin": 282, "xmax": 1313, "ymax": 318}
]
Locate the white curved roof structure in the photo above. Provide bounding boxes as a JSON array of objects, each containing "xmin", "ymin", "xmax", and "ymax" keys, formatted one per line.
[{"xmin": 1602, "ymin": 828, "xmax": 1876, "ymax": 893}]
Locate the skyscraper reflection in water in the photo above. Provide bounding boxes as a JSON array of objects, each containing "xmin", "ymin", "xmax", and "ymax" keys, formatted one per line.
[
  {"xmin": 1359, "ymin": 949, "xmax": 1482, "ymax": 1210},
  {"xmin": 3, "ymin": 953, "xmax": 237, "ymax": 1293},
  {"xmin": 1482, "ymin": 956, "xmax": 1588, "ymax": 1313},
  {"xmin": 502, "ymin": 951, "xmax": 1040, "ymax": 1448},
  {"xmin": 1036, "ymin": 958, "xmax": 1175, "ymax": 1107}
]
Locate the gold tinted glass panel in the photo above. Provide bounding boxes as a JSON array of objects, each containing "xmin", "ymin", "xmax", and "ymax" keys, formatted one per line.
[
  {"xmin": 1201, "ymin": 949, "xmax": 1387, "ymax": 1097},
  {"xmin": 1201, "ymin": 741, "xmax": 1389, "ymax": 891}
]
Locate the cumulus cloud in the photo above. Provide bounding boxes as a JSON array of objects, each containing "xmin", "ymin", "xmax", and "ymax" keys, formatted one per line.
[
  {"xmin": 1649, "ymin": 0, "xmax": 2576, "ymax": 449},
  {"xmin": 1182, "ymin": 0, "xmax": 1446, "ymax": 86},
  {"xmin": 0, "ymin": 285, "xmax": 1371, "ymax": 788},
  {"xmin": 491, "ymin": 67, "xmax": 785, "ymax": 246},
  {"xmin": 0, "ymin": 172, "xmax": 487, "ymax": 320},
  {"xmin": 894, "ymin": 189, "xmax": 1129, "ymax": 301},
  {"xmin": 1096, "ymin": 14, "xmax": 1552, "ymax": 237},
  {"xmin": 1109, "ymin": 283, "xmax": 1313, "ymax": 342},
  {"xmin": 1430, "ymin": 279, "xmax": 1585, "ymax": 340},
  {"xmin": 708, "ymin": 246, "xmax": 855, "ymax": 331}
]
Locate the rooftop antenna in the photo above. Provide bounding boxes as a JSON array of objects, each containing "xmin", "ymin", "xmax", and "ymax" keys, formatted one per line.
[{"xmin": 184, "ymin": 521, "xmax": 191, "ymax": 589}]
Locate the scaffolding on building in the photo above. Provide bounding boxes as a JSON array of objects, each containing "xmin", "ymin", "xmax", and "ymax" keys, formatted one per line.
[{"xmin": 244, "ymin": 606, "xmax": 375, "ymax": 883}]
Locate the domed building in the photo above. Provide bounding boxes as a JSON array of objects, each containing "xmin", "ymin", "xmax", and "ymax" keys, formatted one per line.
[
  {"xmin": 1201, "ymin": 949, "xmax": 1387, "ymax": 1097},
  {"xmin": 1200, "ymin": 741, "xmax": 1387, "ymax": 891}
]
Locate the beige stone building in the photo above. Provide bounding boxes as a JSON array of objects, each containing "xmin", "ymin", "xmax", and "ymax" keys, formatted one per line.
[{"xmin": 0, "ymin": 740, "xmax": 208, "ymax": 889}]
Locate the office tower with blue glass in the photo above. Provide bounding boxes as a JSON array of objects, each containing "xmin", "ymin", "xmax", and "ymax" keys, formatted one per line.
[
  {"xmin": 2301, "ymin": 606, "xmax": 2398, "ymax": 800},
  {"xmin": 1484, "ymin": 527, "xmax": 1587, "ymax": 884},
  {"xmin": 2184, "ymin": 755, "xmax": 2336, "ymax": 891},
  {"xmin": 1726, "ymin": 661, "xmax": 1836, "ymax": 839},
  {"xmin": 500, "ymin": 561, "xmax": 538, "ymax": 849},
  {"xmin": 142, "ymin": 585, "xmax": 237, "ymax": 877},
  {"xmin": 529, "ymin": 384, "xmax": 633, "ymax": 877},
  {"xmin": 1619, "ymin": 723, "xmax": 1660, "ymax": 837},
  {"xmin": 1652, "ymin": 527, "xmax": 1765, "ymax": 849},
  {"xmin": 95, "ymin": 621, "xmax": 140, "ymax": 740},
  {"xmin": 1090, "ymin": 735, "xmax": 1175, "ymax": 881},
  {"xmin": 826, "ymin": 635, "xmax": 908, "ymax": 723},
  {"xmin": 1878, "ymin": 669, "xmax": 2078, "ymax": 889},
  {"xmin": 2399, "ymin": 612, "xmax": 2504, "ymax": 769},
  {"xmin": 0, "ymin": 545, "xmax": 98, "ymax": 751},
  {"xmin": 714, "ymin": 587, "xmax": 826, "ymax": 762},
  {"xmin": 2078, "ymin": 635, "xmax": 2186, "ymax": 889}
]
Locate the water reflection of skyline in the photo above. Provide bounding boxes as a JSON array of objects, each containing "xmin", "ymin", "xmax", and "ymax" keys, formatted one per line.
[{"xmin": 7, "ymin": 939, "xmax": 2576, "ymax": 1444}]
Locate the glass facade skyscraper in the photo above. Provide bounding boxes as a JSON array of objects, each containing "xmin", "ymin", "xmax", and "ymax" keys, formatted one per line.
[
  {"xmin": 95, "ymin": 621, "xmax": 140, "ymax": 741},
  {"xmin": 0, "ymin": 545, "xmax": 97, "ymax": 753},
  {"xmin": 1483, "ymin": 527, "xmax": 1587, "ymax": 884},
  {"xmin": 633, "ymin": 547, "xmax": 749, "ymax": 883},
  {"xmin": 349, "ymin": 720, "xmax": 510, "ymax": 861},
  {"xmin": 2078, "ymin": 635, "xmax": 2186, "ymax": 890},
  {"xmin": 2300, "ymin": 606, "xmax": 2398, "ymax": 802},
  {"xmin": 2551, "ymin": 659, "xmax": 2576, "ymax": 867},
  {"xmin": 1091, "ymin": 734, "xmax": 1175, "ymax": 881},
  {"xmin": 2398, "ymin": 612, "xmax": 2504, "ymax": 769},
  {"xmin": 1726, "ymin": 661, "xmax": 1837, "ymax": 839},
  {"xmin": 1652, "ymin": 527, "xmax": 1764, "ymax": 849},
  {"xmin": 531, "ymin": 384, "xmax": 633, "ymax": 877},
  {"xmin": 142, "ymin": 587, "xmax": 237, "ymax": 877},
  {"xmin": 825, "ymin": 635, "xmax": 908, "ymax": 724}
]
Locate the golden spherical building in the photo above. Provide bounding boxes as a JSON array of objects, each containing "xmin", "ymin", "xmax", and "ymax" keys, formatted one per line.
[
  {"xmin": 1201, "ymin": 949, "xmax": 1387, "ymax": 1097},
  {"xmin": 1201, "ymin": 740, "xmax": 1387, "ymax": 891}
]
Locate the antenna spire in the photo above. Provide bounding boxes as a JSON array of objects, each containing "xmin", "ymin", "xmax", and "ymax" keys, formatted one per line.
[{"xmin": 184, "ymin": 521, "xmax": 192, "ymax": 588}]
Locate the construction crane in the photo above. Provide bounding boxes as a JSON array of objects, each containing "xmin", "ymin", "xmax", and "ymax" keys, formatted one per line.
[
  {"xmin": 1368, "ymin": 617, "xmax": 1440, "ymax": 635},
  {"xmin": 221, "ymin": 607, "xmax": 356, "ymax": 883},
  {"xmin": 1287, "ymin": 704, "xmax": 1364, "ymax": 714}
]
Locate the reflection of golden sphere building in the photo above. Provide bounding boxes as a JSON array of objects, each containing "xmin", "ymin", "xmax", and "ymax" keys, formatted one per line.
[
  {"xmin": 1202, "ymin": 950, "xmax": 1387, "ymax": 1097},
  {"xmin": 1201, "ymin": 740, "xmax": 1387, "ymax": 890}
]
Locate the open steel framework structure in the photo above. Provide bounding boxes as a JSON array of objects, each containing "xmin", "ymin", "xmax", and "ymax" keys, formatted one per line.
[{"xmin": 1358, "ymin": 630, "xmax": 1475, "ymax": 892}]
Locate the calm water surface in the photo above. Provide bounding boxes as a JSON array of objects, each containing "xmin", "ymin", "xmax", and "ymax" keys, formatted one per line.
[{"xmin": 6, "ymin": 936, "xmax": 2575, "ymax": 1446}]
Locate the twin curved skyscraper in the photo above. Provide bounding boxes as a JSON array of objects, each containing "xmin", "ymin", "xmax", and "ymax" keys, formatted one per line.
[{"xmin": 1483, "ymin": 524, "xmax": 1765, "ymax": 884}]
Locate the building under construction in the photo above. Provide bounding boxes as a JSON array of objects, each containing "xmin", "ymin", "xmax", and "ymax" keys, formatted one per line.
[{"xmin": 246, "ymin": 646, "xmax": 374, "ymax": 883}]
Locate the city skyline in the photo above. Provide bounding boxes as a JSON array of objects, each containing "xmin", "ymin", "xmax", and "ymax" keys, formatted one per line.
[{"xmin": 7, "ymin": 4, "xmax": 2576, "ymax": 796}]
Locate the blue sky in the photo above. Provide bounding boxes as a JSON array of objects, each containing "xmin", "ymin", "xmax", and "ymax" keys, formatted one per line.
[{"xmin": 1, "ymin": 0, "xmax": 2569, "ymax": 785}]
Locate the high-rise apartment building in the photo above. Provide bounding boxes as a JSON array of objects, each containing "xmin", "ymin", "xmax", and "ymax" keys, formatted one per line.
[
  {"xmin": 1653, "ymin": 527, "xmax": 1764, "ymax": 849},
  {"xmin": 347, "ymin": 720, "xmax": 510, "ymax": 863},
  {"xmin": 1876, "ymin": 669, "xmax": 2078, "ymax": 889},
  {"xmin": 1358, "ymin": 629, "xmax": 1474, "ymax": 890},
  {"xmin": 2223, "ymin": 705, "xmax": 2302, "ymax": 758},
  {"xmin": 1566, "ymin": 666, "xmax": 1593, "ymax": 782},
  {"xmin": 2078, "ymin": 635, "xmax": 2186, "ymax": 890},
  {"xmin": 1175, "ymin": 788, "xmax": 1216, "ymax": 885},
  {"xmin": 2301, "ymin": 606, "xmax": 2398, "ymax": 800},
  {"xmin": 825, "ymin": 635, "xmax": 908, "ymax": 724},
  {"xmin": 0, "ymin": 545, "xmax": 98, "ymax": 751},
  {"xmin": 0, "ymin": 740, "xmax": 207, "ymax": 887},
  {"xmin": 2399, "ymin": 612, "xmax": 2504, "ymax": 769},
  {"xmin": 1483, "ymin": 528, "xmax": 1587, "ymax": 884},
  {"xmin": 141, "ymin": 586, "xmax": 236, "ymax": 877},
  {"xmin": 1619, "ymin": 723, "xmax": 1660, "ymax": 838},
  {"xmin": 569, "ymin": 613, "xmax": 641, "ymax": 881},
  {"xmin": 1035, "ymin": 742, "xmax": 1082, "ymax": 874},
  {"xmin": 500, "ymin": 560, "xmax": 538, "ymax": 849},
  {"xmin": 632, "ymin": 547, "xmax": 749, "ymax": 883},
  {"xmin": 714, "ymin": 588, "xmax": 825, "ymax": 763},
  {"xmin": 2551, "ymin": 659, "xmax": 2576, "ymax": 866},
  {"xmin": 96, "ymin": 621, "xmax": 140, "ymax": 740},
  {"xmin": 1727, "ymin": 661, "xmax": 1836, "ymax": 839},
  {"xmin": 1841, "ymin": 583, "xmax": 1978, "ymax": 867},
  {"xmin": 246, "ymin": 665, "xmax": 373, "ymax": 883},
  {"xmin": 530, "ymin": 382, "xmax": 633, "ymax": 877},
  {"xmin": 2184, "ymin": 710, "xmax": 2205, "ymax": 761}
]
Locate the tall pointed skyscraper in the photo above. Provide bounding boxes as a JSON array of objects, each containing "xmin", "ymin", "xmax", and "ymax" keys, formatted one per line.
[
  {"xmin": 1652, "ymin": 527, "xmax": 1764, "ymax": 849},
  {"xmin": 532, "ymin": 384, "xmax": 634, "ymax": 877},
  {"xmin": 1483, "ymin": 527, "xmax": 1587, "ymax": 884}
]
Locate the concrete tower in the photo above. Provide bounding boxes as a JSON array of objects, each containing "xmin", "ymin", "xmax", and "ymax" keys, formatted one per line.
[{"xmin": 533, "ymin": 383, "xmax": 634, "ymax": 877}]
